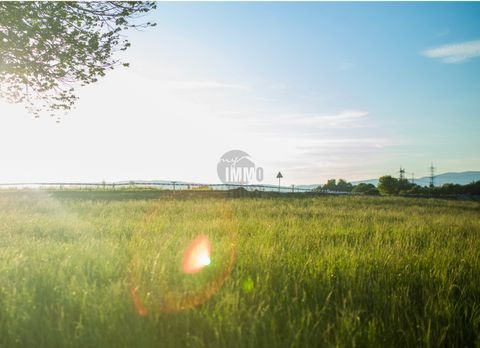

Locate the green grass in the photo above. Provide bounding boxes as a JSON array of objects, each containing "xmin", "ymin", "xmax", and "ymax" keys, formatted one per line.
[{"xmin": 0, "ymin": 191, "xmax": 479, "ymax": 347}]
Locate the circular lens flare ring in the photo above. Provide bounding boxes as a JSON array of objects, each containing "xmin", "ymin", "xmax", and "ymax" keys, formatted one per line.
[{"xmin": 128, "ymin": 201, "xmax": 237, "ymax": 315}]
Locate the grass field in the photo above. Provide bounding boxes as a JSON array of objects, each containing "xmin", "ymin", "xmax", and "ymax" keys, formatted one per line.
[{"xmin": 0, "ymin": 191, "xmax": 479, "ymax": 347}]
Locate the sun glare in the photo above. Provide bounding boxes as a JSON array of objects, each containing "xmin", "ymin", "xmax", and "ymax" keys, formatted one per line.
[{"xmin": 182, "ymin": 235, "xmax": 212, "ymax": 274}]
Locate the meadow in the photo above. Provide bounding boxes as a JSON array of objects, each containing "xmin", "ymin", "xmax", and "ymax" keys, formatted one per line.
[{"xmin": 0, "ymin": 190, "xmax": 479, "ymax": 347}]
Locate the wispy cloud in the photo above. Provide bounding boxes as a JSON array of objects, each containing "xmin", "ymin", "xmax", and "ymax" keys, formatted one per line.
[
  {"xmin": 422, "ymin": 39, "xmax": 480, "ymax": 63},
  {"xmin": 233, "ymin": 110, "xmax": 371, "ymax": 134},
  {"xmin": 245, "ymin": 108, "xmax": 391, "ymax": 183},
  {"xmin": 266, "ymin": 136, "xmax": 392, "ymax": 183},
  {"xmin": 295, "ymin": 137, "xmax": 391, "ymax": 149},
  {"xmin": 281, "ymin": 110, "xmax": 369, "ymax": 129},
  {"xmin": 161, "ymin": 80, "xmax": 250, "ymax": 91}
]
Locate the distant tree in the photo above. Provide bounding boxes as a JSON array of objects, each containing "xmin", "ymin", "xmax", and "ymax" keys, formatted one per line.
[
  {"xmin": 465, "ymin": 181, "xmax": 480, "ymax": 195},
  {"xmin": 468, "ymin": 181, "xmax": 480, "ymax": 195},
  {"xmin": 336, "ymin": 179, "xmax": 353, "ymax": 192},
  {"xmin": 352, "ymin": 183, "xmax": 376, "ymax": 194},
  {"xmin": 405, "ymin": 184, "xmax": 425, "ymax": 195},
  {"xmin": 364, "ymin": 187, "xmax": 380, "ymax": 196},
  {"xmin": 378, "ymin": 175, "xmax": 399, "ymax": 195},
  {"xmin": 435, "ymin": 181, "xmax": 480, "ymax": 196},
  {"xmin": 323, "ymin": 179, "xmax": 337, "ymax": 191},
  {"xmin": 0, "ymin": 2, "xmax": 156, "ymax": 118},
  {"xmin": 439, "ymin": 183, "xmax": 462, "ymax": 195},
  {"xmin": 397, "ymin": 178, "xmax": 414, "ymax": 194}
]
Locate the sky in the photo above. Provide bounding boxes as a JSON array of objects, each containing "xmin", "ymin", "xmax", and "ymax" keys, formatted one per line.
[{"xmin": 1, "ymin": 2, "xmax": 479, "ymax": 185}]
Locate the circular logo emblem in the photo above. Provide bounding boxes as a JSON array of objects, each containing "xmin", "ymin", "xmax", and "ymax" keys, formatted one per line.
[{"xmin": 217, "ymin": 150, "xmax": 263, "ymax": 185}]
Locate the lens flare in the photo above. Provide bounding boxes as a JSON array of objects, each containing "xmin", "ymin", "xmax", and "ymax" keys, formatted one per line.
[
  {"xmin": 128, "ymin": 201, "xmax": 237, "ymax": 315},
  {"xmin": 182, "ymin": 235, "xmax": 211, "ymax": 274}
]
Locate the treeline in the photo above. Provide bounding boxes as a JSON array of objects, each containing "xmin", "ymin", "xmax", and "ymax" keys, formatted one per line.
[
  {"xmin": 377, "ymin": 176, "xmax": 480, "ymax": 196},
  {"xmin": 314, "ymin": 179, "xmax": 379, "ymax": 195},
  {"xmin": 315, "ymin": 176, "xmax": 480, "ymax": 196}
]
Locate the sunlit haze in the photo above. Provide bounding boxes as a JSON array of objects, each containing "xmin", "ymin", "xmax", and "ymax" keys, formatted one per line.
[{"xmin": 1, "ymin": 2, "xmax": 479, "ymax": 185}]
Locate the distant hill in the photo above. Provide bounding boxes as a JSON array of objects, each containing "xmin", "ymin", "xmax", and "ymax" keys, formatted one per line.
[{"xmin": 352, "ymin": 171, "xmax": 480, "ymax": 187}]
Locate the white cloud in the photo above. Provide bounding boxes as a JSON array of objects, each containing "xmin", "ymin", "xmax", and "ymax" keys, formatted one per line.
[{"xmin": 423, "ymin": 39, "xmax": 480, "ymax": 63}]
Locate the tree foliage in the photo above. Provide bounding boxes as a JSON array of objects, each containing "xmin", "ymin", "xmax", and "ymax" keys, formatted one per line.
[
  {"xmin": 352, "ymin": 183, "xmax": 376, "ymax": 193},
  {"xmin": 318, "ymin": 178, "xmax": 354, "ymax": 192},
  {"xmin": 336, "ymin": 179, "xmax": 353, "ymax": 192},
  {"xmin": 378, "ymin": 175, "xmax": 399, "ymax": 195},
  {"xmin": 317, "ymin": 174, "xmax": 479, "ymax": 197},
  {"xmin": 323, "ymin": 179, "xmax": 337, "ymax": 191},
  {"xmin": 406, "ymin": 181, "xmax": 480, "ymax": 196},
  {"xmin": 0, "ymin": 1, "xmax": 156, "ymax": 118}
]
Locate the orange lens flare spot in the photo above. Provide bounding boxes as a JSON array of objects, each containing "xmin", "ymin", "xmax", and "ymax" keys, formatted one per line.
[
  {"xmin": 182, "ymin": 235, "xmax": 211, "ymax": 274},
  {"xmin": 129, "ymin": 284, "xmax": 148, "ymax": 317}
]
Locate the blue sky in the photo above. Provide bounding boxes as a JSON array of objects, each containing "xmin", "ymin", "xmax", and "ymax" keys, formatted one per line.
[{"xmin": 1, "ymin": 2, "xmax": 479, "ymax": 184}]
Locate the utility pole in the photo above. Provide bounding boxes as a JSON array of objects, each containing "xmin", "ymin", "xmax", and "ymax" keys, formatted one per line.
[
  {"xmin": 429, "ymin": 163, "xmax": 435, "ymax": 188},
  {"xmin": 276, "ymin": 172, "xmax": 283, "ymax": 193},
  {"xmin": 291, "ymin": 184, "xmax": 295, "ymax": 193}
]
